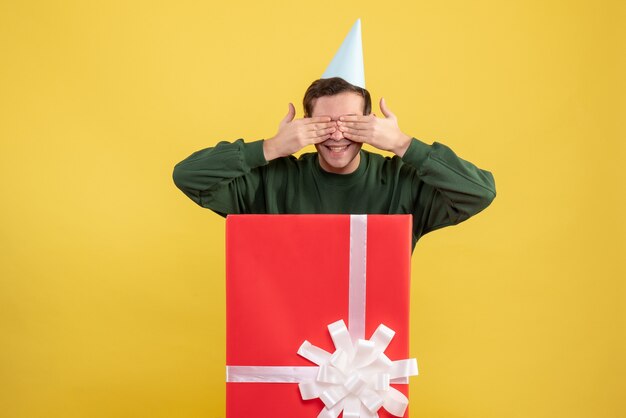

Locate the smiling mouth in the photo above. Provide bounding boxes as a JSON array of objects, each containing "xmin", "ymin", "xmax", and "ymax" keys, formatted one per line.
[{"xmin": 324, "ymin": 143, "xmax": 351, "ymax": 153}]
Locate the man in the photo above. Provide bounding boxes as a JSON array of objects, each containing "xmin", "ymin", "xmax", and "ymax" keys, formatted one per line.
[{"xmin": 172, "ymin": 77, "xmax": 496, "ymax": 250}]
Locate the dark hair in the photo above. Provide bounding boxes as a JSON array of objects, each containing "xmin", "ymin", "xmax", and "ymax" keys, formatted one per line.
[{"xmin": 303, "ymin": 77, "xmax": 372, "ymax": 117}]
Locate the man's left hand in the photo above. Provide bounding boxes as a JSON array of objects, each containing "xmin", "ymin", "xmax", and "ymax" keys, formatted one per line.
[{"xmin": 337, "ymin": 98, "xmax": 412, "ymax": 157}]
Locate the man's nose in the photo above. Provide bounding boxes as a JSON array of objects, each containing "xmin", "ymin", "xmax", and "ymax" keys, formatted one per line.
[{"xmin": 330, "ymin": 122, "xmax": 344, "ymax": 140}]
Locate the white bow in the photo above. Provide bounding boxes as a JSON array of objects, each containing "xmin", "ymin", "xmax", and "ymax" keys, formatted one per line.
[{"xmin": 298, "ymin": 320, "xmax": 418, "ymax": 418}]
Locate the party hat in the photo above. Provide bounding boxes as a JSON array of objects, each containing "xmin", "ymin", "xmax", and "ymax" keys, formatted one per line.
[{"xmin": 321, "ymin": 19, "xmax": 365, "ymax": 88}]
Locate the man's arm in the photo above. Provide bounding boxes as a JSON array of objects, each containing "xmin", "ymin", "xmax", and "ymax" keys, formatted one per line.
[
  {"xmin": 401, "ymin": 138, "xmax": 496, "ymax": 236},
  {"xmin": 172, "ymin": 139, "xmax": 267, "ymax": 215},
  {"xmin": 172, "ymin": 104, "xmax": 335, "ymax": 215}
]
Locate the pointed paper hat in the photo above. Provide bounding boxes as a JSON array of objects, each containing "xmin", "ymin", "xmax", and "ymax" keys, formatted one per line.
[{"xmin": 321, "ymin": 19, "xmax": 365, "ymax": 88}]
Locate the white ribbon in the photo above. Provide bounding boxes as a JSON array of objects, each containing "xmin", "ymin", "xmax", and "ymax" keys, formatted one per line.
[
  {"xmin": 225, "ymin": 215, "xmax": 419, "ymax": 417},
  {"xmin": 349, "ymin": 215, "xmax": 368, "ymax": 342},
  {"xmin": 298, "ymin": 320, "xmax": 418, "ymax": 418},
  {"xmin": 226, "ymin": 366, "xmax": 318, "ymax": 383}
]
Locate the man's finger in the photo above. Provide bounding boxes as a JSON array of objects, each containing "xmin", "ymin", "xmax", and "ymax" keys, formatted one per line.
[
  {"xmin": 305, "ymin": 116, "xmax": 332, "ymax": 124},
  {"xmin": 309, "ymin": 121, "xmax": 337, "ymax": 131},
  {"xmin": 339, "ymin": 115, "xmax": 371, "ymax": 122},
  {"xmin": 280, "ymin": 103, "xmax": 296, "ymax": 126},
  {"xmin": 342, "ymin": 131, "xmax": 368, "ymax": 143},
  {"xmin": 312, "ymin": 126, "xmax": 336, "ymax": 138},
  {"xmin": 338, "ymin": 121, "xmax": 369, "ymax": 130},
  {"xmin": 338, "ymin": 126, "xmax": 366, "ymax": 136},
  {"xmin": 380, "ymin": 97, "xmax": 395, "ymax": 119}
]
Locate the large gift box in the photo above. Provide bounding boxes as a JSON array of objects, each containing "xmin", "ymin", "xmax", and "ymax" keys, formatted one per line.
[{"xmin": 225, "ymin": 215, "xmax": 418, "ymax": 418}]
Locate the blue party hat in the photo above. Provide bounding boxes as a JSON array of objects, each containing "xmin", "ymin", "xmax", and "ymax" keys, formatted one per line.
[{"xmin": 321, "ymin": 19, "xmax": 365, "ymax": 88}]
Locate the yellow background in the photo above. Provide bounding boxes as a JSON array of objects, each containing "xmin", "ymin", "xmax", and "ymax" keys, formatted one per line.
[{"xmin": 1, "ymin": 0, "xmax": 624, "ymax": 417}]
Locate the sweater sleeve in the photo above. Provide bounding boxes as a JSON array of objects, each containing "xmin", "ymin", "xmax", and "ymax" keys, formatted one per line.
[
  {"xmin": 172, "ymin": 139, "xmax": 268, "ymax": 215},
  {"xmin": 401, "ymin": 138, "xmax": 496, "ymax": 237}
]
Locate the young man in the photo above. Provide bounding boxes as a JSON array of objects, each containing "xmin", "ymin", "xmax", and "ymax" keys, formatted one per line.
[{"xmin": 172, "ymin": 77, "xmax": 496, "ymax": 250}]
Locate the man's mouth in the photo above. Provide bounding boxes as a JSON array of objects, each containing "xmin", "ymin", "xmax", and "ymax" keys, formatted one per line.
[{"xmin": 324, "ymin": 143, "xmax": 351, "ymax": 153}]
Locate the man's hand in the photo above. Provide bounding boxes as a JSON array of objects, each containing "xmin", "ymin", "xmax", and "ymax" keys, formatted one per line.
[
  {"xmin": 337, "ymin": 98, "xmax": 412, "ymax": 157},
  {"xmin": 263, "ymin": 103, "xmax": 337, "ymax": 161}
]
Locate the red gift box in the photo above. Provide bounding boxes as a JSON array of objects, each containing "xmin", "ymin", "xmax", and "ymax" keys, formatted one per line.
[{"xmin": 225, "ymin": 215, "xmax": 417, "ymax": 418}]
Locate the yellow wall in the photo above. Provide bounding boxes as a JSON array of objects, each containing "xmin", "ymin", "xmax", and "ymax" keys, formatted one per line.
[{"xmin": 1, "ymin": 1, "xmax": 624, "ymax": 417}]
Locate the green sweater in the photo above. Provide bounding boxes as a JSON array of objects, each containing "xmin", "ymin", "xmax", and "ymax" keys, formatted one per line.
[{"xmin": 172, "ymin": 138, "xmax": 496, "ymax": 249}]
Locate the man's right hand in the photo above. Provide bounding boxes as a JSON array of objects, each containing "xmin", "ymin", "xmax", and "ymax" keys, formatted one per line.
[{"xmin": 263, "ymin": 103, "xmax": 336, "ymax": 161}]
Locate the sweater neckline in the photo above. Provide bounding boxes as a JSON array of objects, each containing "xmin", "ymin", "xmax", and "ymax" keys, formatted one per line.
[{"xmin": 312, "ymin": 150, "xmax": 368, "ymax": 186}]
